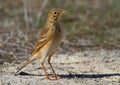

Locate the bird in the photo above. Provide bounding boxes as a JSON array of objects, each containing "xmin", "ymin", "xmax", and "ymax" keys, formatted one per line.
[{"xmin": 15, "ymin": 8, "xmax": 65, "ymax": 80}]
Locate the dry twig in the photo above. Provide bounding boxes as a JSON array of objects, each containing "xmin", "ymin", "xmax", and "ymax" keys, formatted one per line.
[
  {"xmin": 36, "ymin": 0, "xmax": 48, "ymax": 26},
  {"xmin": 22, "ymin": 0, "xmax": 29, "ymax": 28}
]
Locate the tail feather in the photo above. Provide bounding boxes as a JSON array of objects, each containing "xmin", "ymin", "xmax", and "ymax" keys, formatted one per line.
[{"xmin": 15, "ymin": 59, "xmax": 34, "ymax": 75}]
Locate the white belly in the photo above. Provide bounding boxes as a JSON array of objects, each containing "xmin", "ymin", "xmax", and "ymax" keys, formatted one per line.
[{"xmin": 38, "ymin": 37, "xmax": 62, "ymax": 62}]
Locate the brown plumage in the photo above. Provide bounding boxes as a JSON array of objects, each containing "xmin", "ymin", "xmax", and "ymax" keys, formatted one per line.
[{"xmin": 15, "ymin": 9, "xmax": 65, "ymax": 80}]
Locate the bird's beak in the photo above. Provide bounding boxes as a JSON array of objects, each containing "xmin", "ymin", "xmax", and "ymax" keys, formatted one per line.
[
  {"xmin": 61, "ymin": 10, "xmax": 66, "ymax": 14},
  {"xmin": 59, "ymin": 10, "xmax": 66, "ymax": 15}
]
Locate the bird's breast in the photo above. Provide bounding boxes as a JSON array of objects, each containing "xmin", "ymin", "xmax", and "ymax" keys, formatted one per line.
[{"xmin": 40, "ymin": 35, "xmax": 62, "ymax": 58}]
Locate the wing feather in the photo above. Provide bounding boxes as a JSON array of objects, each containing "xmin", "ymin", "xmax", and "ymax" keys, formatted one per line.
[{"xmin": 31, "ymin": 28, "xmax": 52, "ymax": 56}]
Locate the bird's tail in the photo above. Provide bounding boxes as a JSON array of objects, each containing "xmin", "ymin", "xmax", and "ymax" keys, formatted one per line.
[{"xmin": 15, "ymin": 58, "xmax": 35, "ymax": 75}]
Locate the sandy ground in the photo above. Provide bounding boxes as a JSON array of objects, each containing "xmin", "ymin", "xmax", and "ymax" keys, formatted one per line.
[{"xmin": 0, "ymin": 49, "xmax": 120, "ymax": 85}]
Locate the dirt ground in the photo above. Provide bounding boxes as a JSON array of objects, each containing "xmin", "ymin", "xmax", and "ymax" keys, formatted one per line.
[
  {"xmin": 0, "ymin": 18, "xmax": 120, "ymax": 85},
  {"xmin": 1, "ymin": 48, "xmax": 120, "ymax": 85},
  {"xmin": 0, "ymin": 25, "xmax": 120, "ymax": 85}
]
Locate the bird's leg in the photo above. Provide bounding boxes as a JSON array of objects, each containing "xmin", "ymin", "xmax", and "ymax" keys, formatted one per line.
[
  {"xmin": 41, "ymin": 62, "xmax": 51, "ymax": 80},
  {"xmin": 48, "ymin": 53, "xmax": 61, "ymax": 80},
  {"xmin": 40, "ymin": 56, "xmax": 53, "ymax": 80}
]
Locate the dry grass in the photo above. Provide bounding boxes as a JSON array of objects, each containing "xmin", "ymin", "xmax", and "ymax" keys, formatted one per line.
[
  {"xmin": 0, "ymin": 1, "xmax": 120, "ymax": 84},
  {"xmin": 0, "ymin": 0, "xmax": 120, "ymax": 64}
]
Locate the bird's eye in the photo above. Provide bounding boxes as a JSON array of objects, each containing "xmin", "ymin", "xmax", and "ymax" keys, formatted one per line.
[{"xmin": 53, "ymin": 12, "xmax": 57, "ymax": 14}]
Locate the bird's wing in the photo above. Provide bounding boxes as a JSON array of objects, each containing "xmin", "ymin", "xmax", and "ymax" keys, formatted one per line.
[
  {"xmin": 15, "ymin": 28, "xmax": 52, "ymax": 74},
  {"xmin": 31, "ymin": 28, "xmax": 52, "ymax": 56}
]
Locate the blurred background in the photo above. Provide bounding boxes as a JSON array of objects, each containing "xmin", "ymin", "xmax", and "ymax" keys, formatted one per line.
[{"xmin": 0, "ymin": 0, "xmax": 120, "ymax": 64}]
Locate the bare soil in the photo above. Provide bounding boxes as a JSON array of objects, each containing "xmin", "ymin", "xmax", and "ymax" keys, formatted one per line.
[{"xmin": 0, "ymin": 26, "xmax": 120, "ymax": 85}]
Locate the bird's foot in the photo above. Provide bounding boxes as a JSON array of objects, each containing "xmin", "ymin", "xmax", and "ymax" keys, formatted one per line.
[
  {"xmin": 41, "ymin": 76, "xmax": 54, "ymax": 80},
  {"xmin": 50, "ymin": 74, "xmax": 62, "ymax": 80}
]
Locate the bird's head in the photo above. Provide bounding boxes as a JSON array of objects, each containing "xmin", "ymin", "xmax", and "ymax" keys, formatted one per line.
[{"xmin": 48, "ymin": 9, "xmax": 65, "ymax": 22}]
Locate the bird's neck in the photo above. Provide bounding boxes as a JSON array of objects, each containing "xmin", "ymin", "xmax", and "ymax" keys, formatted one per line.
[
  {"xmin": 45, "ymin": 19, "xmax": 61, "ymax": 34},
  {"xmin": 45, "ymin": 18, "xmax": 59, "ymax": 29}
]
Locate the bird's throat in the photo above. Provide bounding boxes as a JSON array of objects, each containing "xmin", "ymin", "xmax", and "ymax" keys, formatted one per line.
[{"xmin": 46, "ymin": 19, "xmax": 59, "ymax": 29}]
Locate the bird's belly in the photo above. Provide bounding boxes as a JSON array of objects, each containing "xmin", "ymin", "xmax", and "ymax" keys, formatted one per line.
[{"xmin": 40, "ymin": 37, "xmax": 62, "ymax": 58}]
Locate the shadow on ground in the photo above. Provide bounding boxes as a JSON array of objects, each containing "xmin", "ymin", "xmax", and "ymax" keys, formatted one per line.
[
  {"xmin": 60, "ymin": 73, "xmax": 120, "ymax": 79},
  {"xmin": 16, "ymin": 72, "xmax": 120, "ymax": 79}
]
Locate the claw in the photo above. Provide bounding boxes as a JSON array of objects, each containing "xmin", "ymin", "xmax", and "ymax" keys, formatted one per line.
[
  {"xmin": 50, "ymin": 75, "xmax": 62, "ymax": 80},
  {"xmin": 41, "ymin": 76, "xmax": 54, "ymax": 80}
]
